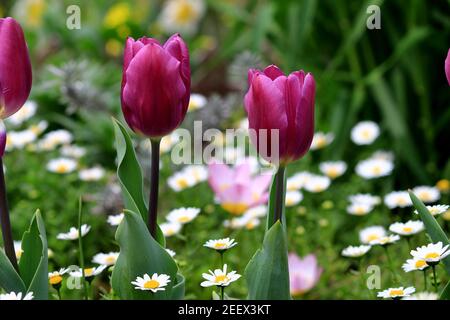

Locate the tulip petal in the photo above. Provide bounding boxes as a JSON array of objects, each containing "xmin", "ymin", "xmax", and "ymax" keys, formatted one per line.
[
  {"xmin": 122, "ymin": 43, "xmax": 186, "ymax": 137},
  {"xmin": 445, "ymin": 49, "xmax": 450, "ymax": 86},
  {"xmin": 294, "ymin": 72, "xmax": 315, "ymax": 158},
  {"xmin": 0, "ymin": 18, "xmax": 32, "ymax": 118},
  {"xmin": 263, "ymin": 65, "xmax": 285, "ymax": 80}
]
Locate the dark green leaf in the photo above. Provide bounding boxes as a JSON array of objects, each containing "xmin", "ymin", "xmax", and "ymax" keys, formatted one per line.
[
  {"xmin": 0, "ymin": 250, "xmax": 26, "ymax": 293},
  {"xmin": 245, "ymin": 221, "xmax": 291, "ymax": 300}
]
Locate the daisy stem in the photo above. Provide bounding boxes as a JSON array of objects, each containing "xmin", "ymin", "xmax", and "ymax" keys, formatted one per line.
[
  {"xmin": 384, "ymin": 246, "xmax": 398, "ymax": 283},
  {"xmin": 220, "ymin": 251, "xmax": 224, "ymax": 267},
  {"xmin": 56, "ymin": 287, "xmax": 62, "ymax": 300},
  {"xmin": 274, "ymin": 165, "xmax": 286, "ymax": 225},
  {"xmin": 423, "ymin": 269, "xmax": 428, "ymax": 291},
  {"xmin": 221, "ymin": 286, "xmax": 224, "ymax": 300},
  {"xmin": 431, "ymin": 265, "xmax": 438, "ymax": 292},
  {"xmin": 77, "ymin": 197, "xmax": 89, "ymax": 300},
  {"xmin": 148, "ymin": 139, "xmax": 161, "ymax": 239},
  {"xmin": 0, "ymin": 158, "xmax": 18, "ymax": 271}
]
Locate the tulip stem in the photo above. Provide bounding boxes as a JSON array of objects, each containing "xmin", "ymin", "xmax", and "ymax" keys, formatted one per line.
[
  {"xmin": 274, "ymin": 165, "xmax": 286, "ymax": 225},
  {"xmin": 148, "ymin": 139, "xmax": 161, "ymax": 238},
  {"xmin": 0, "ymin": 158, "xmax": 18, "ymax": 271}
]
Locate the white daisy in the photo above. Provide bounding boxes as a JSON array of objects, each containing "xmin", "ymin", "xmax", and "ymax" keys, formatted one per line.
[
  {"xmin": 7, "ymin": 101, "xmax": 37, "ymax": 125},
  {"xmin": 0, "ymin": 291, "xmax": 34, "ymax": 300},
  {"xmin": 341, "ymin": 245, "xmax": 371, "ymax": 258},
  {"xmin": 166, "ymin": 207, "xmax": 200, "ymax": 224},
  {"xmin": 351, "ymin": 121, "xmax": 380, "ymax": 145},
  {"xmin": 166, "ymin": 249, "xmax": 176, "ymax": 257},
  {"xmin": 92, "ymin": 252, "xmax": 119, "ymax": 266},
  {"xmin": 377, "ymin": 287, "xmax": 415, "ymax": 299},
  {"xmin": 132, "ymin": 273, "xmax": 171, "ymax": 293},
  {"xmin": 39, "ymin": 129, "xmax": 73, "ymax": 150},
  {"xmin": 414, "ymin": 204, "xmax": 449, "ymax": 216},
  {"xmin": 183, "ymin": 165, "xmax": 208, "ymax": 184},
  {"xmin": 286, "ymin": 172, "xmax": 312, "ymax": 191},
  {"xmin": 347, "ymin": 203, "xmax": 374, "ymax": 216},
  {"xmin": 389, "ymin": 221, "xmax": 424, "ymax": 236},
  {"xmin": 160, "ymin": 222, "xmax": 182, "ymax": 237},
  {"xmin": 243, "ymin": 205, "xmax": 267, "ymax": 218},
  {"xmin": 348, "ymin": 194, "xmax": 381, "ymax": 206},
  {"xmin": 6, "ymin": 130, "xmax": 37, "ymax": 150},
  {"xmin": 402, "ymin": 292, "xmax": 439, "ymax": 300},
  {"xmin": 369, "ymin": 234, "xmax": 400, "ymax": 246},
  {"xmin": 223, "ymin": 215, "xmax": 261, "ymax": 230},
  {"xmin": 107, "ymin": 213, "xmax": 124, "ymax": 226},
  {"xmin": 319, "ymin": 161, "xmax": 347, "ymax": 179},
  {"xmin": 200, "ymin": 264, "xmax": 241, "ymax": 287},
  {"xmin": 303, "ymin": 175, "xmax": 331, "ymax": 193},
  {"xmin": 285, "ymin": 191, "xmax": 303, "ymax": 207},
  {"xmin": 370, "ymin": 150, "xmax": 394, "ymax": 162},
  {"xmin": 355, "ymin": 158, "xmax": 394, "ymax": 179},
  {"xmin": 47, "ymin": 158, "xmax": 77, "ymax": 174},
  {"xmin": 60, "ymin": 144, "xmax": 86, "ymax": 158},
  {"xmin": 158, "ymin": 0, "xmax": 205, "ymax": 36},
  {"xmin": 28, "ymin": 120, "xmax": 48, "ymax": 136},
  {"xmin": 57, "ymin": 224, "xmax": 91, "ymax": 240},
  {"xmin": 14, "ymin": 241, "xmax": 23, "ymax": 260},
  {"xmin": 167, "ymin": 171, "xmax": 196, "ymax": 192},
  {"xmin": 384, "ymin": 191, "xmax": 413, "ymax": 209},
  {"xmin": 79, "ymin": 167, "xmax": 105, "ymax": 181},
  {"xmin": 410, "ymin": 242, "xmax": 450, "ymax": 263},
  {"xmin": 188, "ymin": 93, "xmax": 207, "ymax": 112},
  {"xmin": 69, "ymin": 265, "xmax": 107, "ymax": 278},
  {"xmin": 359, "ymin": 226, "xmax": 386, "ymax": 244},
  {"xmin": 48, "ymin": 268, "xmax": 69, "ymax": 285},
  {"xmin": 402, "ymin": 258, "xmax": 428, "ymax": 272},
  {"xmin": 204, "ymin": 238, "xmax": 237, "ymax": 252},
  {"xmin": 310, "ymin": 132, "xmax": 334, "ymax": 150},
  {"xmin": 158, "ymin": 131, "xmax": 180, "ymax": 154},
  {"xmin": 412, "ymin": 186, "xmax": 440, "ymax": 203}
]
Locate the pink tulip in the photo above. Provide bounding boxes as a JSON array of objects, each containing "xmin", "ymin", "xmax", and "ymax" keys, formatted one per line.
[
  {"xmin": 208, "ymin": 160, "xmax": 271, "ymax": 215},
  {"xmin": 121, "ymin": 34, "xmax": 190, "ymax": 138},
  {"xmin": 0, "ymin": 18, "xmax": 32, "ymax": 119},
  {"xmin": 445, "ymin": 49, "xmax": 450, "ymax": 86},
  {"xmin": 0, "ymin": 121, "xmax": 6, "ymax": 157},
  {"xmin": 288, "ymin": 253, "xmax": 322, "ymax": 296},
  {"xmin": 244, "ymin": 65, "xmax": 315, "ymax": 164}
]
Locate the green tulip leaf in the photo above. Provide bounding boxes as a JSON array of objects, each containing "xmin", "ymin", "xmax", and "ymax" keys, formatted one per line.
[
  {"xmin": 440, "ymin": 280, "xmax": 450, "ymax": 300},
  {"xmin": 266, "ymin": 167, "xmax": 286, "ymax": 231},
  {"xmin": 408, "ymin": 191, "xmax": 450, "ymax": 274},
  {"xmin": 112, "ymin": 118, "xmax": 165, "ymax": 246},
  {"xmin": 19, "ymin": 210, "xmax": 48, "ymax": 299},
  {"xmin": 245, "ymin": 221, "xmax": 291, "ymax": 300},
  {"xmin": 0, "ymin": 250, "xmax": 26, "ymax": 293},
  {"xmin": 111, "ymin": 210, "xmax": 181, "ymax": 300}
]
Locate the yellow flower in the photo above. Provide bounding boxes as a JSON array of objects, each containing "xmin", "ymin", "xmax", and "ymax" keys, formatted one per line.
[
  {"xmin": 103, "ymin": 2, "xmax": 131, "ymax": 29},
  {"xmin": 105, "ymin": 39, "xmax": 123, "ymax": 57},
  {"xmin": 436, "ymin": 179, "xmax": 449, "ymax": 193}
]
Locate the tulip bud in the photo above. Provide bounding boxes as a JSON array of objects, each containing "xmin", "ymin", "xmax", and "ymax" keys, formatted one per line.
[
  {"xmin": 244, "ymin": 65, "xmax": 315, "ymax": 165},
  {"xmin": 121, "ymin": 34, "xmax": 190, "ymax": 138},
  {"xmin": 445, "ymin": 49, "xmax": 450, "ymax": 86},
  {"xmin": 0, "ymin": 18, "xmax": 32, "ymax": 119}
]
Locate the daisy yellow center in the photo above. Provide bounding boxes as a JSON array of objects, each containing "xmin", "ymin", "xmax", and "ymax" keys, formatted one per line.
[
  {"xmin": 361, "ymin": 129, "xmax": 371, "ymax": 139},
  {"xmin": 84, "ymin": 268, "xmax": 94, "ymax": 276},
  {"xmin": 397, "ymin": 198, "xmax": 407, "ymax": 206},
  {"xmin": 221, "ymin": 202, "xmax": 248, "ymax": 215},
  {"xmin": 354, "ymin": 206, "xmax": 366, "ymax": 215},
  {"xmin": 144, "ymin": 280, "xmax": 160, "ymax": 289},
  {"xmin": 419, "ymin": 192, "xmax": 431, "ymax": 201},
  {"xmin": 215, "ymin": 275, "xmax": 228, "ymax": 283},
  {"xmin": 415, "ymin": 260, "xmax": 427, "ymax": 268},
  {"xmin": 49, "ymin": 275, "xmax": 62, "ymax": 285},
  {"xmin": 326, "ymin": 168, "xmax": 339, "ymax": 178},
  {"xmin": 286, "ymin": 198, "xmax": 295, "ymax": 206},
  {"xmin": 436, "ymin": 179, "xmax": 449, "ymax": 192},
  {"xmin": 402, "ymin": 227, "xmax": 413, "ymax": 233},
  {"xmin": 55, "ymin": 164, "xmax": 69, "ymax": 173},
  {"xmin": 389, "ymin": 289, "xmax": 404, "ymax": 296},
  {"xmin": 246, "ymin": 221, "xmax": 256, "ymax": 229},
  {"xmin": 425, "ymin": 252, "xmax": 439, "ymax": 259},
  {"xmin": 371, "ymin": 165, "xmax": 382, "ymax": 175},
  {"xmin": 316, "ymin": 137, "xmax": 326, "ymax": 148},
  {"xmin": 175, "ymin": 2, "xmax": 195, "ymax": 24},
  {"xmin": 214, "ymin": 243, "xmax": 227, "ymax": 249},
  {"xmin": 106, "ymin": 256, "xmax": 116, "ymax": 264},
  {"xmin": 188, "ymin": 101, "xmax": 199, "ymax": 110},
  {"xmin": 367, "ymin": 234, "xmax": 380, "ymax": 242},
  {"xmin": 177, "ymin": 178, "xmax": 189, "ymax": 189},
  {"xmin": 313, "ymin": 185, "xmax": 324, "ymax": 192},
  {"xmin": 178, "ymin": 216, "xmax": 191, "ymax": 223},
  {"xmin": 429, "ymin": 208, "xmax": 439, "ymax": 214}
]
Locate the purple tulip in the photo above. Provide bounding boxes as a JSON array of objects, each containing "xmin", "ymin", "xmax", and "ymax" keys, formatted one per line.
[
  {"xmin": 121, "ymin": 34, "xmax": 190, "ymax": 138},
  {"xmin": 0, "ymin": 121, "xmax": 6, "ymax": 157},
  {"xmin": 288, "ymin": 253, "xmax": 322, "ymax": 296},
  {"xmin": 0, "ymin": 18, "xmax": 32, "ymax": 119},
  {"xmin": 244, "ymin": 65, "xmax": 315, "ymax": 164},
  {"xmin": 445, "ymin": 49, "xmax": 450, "ymax": 86}
]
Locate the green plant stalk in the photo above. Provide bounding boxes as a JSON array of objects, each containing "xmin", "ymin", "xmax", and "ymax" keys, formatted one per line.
[
  {"xmin": 77, "ymin": 198, "xmax": 89, "ymax": 300},
  {"xmin": 221, "ymin": 286, "xmax": 224, "ymax": 300},
  {"xmin": 273, "ymin": 165, "xmax": 286, "ymax": 224},
  {"xmin": 148, "ymin": 139, "xmax": 161, "ymax": 238},
  {"xmin": 0, "ymin": 158, "xmax": 18, "ymax": 271},
  {"xmin": 432, "ymin": 265, "xmax": 438, "ymax": 292},
  {"xmin": 423, "ymin": 269, "xmax": 428, "ymax": 291},
  {"xmin": 384, "ymin": 246, "xmax": 398, "ymax": 283}
]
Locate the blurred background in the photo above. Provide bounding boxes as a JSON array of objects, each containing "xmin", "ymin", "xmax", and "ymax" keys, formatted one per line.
[{"xmin": 0, "ymin": 0, "xmax": 449, "ymax": 299}]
